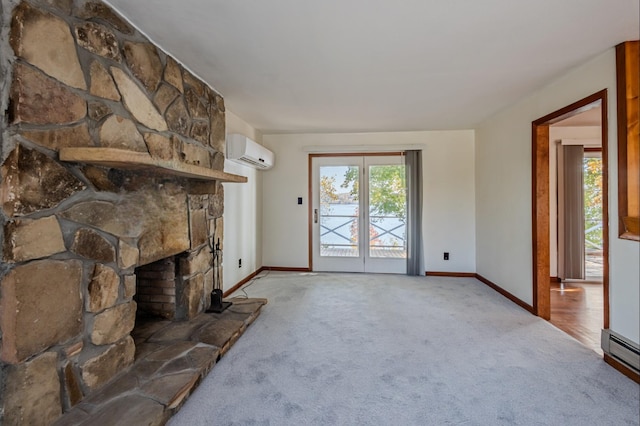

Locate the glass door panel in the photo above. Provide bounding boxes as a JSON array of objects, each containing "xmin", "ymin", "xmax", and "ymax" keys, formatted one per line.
[
  {"xmin": 367, "ymin": 164, "xmax": 407, "ymax": 259},
  {"xmin": 583, "ymin": 154, "xmax": 603, "ymax": 281},
  {"xmin": 363, "ymin": 156, "xmax": 406, "ymax": 274},
  {"xmin": 319, "ymin": 165, "xmax": 359, "ymax": 258},
  {"xmin": 312, "ymin": 157, "xmax": 364, "ymax": 272}
]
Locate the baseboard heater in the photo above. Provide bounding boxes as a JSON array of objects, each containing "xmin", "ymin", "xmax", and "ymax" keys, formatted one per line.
[{"xmin": 601, "ymin": 329, "xmax": 640, "ymax": 374}]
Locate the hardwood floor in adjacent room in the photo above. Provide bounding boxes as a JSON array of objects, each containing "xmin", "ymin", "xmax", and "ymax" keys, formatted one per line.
[{"xmin": 550, "ymin": 281, "xmax": 604, "ymax": 355}]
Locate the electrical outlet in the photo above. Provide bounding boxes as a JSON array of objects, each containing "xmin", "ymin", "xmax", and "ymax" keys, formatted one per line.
[
  {"xmin": 238, "ymin": 258, "xmax": 242, "ymax": 268},
  {"xmin": 444, "ymin": 252, "xmax": 449, "ymax": 260}
]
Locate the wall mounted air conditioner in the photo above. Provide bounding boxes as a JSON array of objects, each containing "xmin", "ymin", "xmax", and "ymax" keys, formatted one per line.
[{"xmin": 226, "ymin": 134, "xmax": 274, "ymax": 170}]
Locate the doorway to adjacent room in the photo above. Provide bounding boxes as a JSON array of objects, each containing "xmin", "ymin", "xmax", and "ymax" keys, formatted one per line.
[{"xmin": 532, "ymin": 90, "xmax": 609, "ymax": 354}]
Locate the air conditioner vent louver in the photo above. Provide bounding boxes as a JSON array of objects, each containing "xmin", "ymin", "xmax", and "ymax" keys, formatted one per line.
[
  {"xmin": 238, "ymin": 156, "xmax": 269, "ymax": 169},
  {"xmin": 226, "ymin": 134, "xmax": 274, "ymax": 170}
]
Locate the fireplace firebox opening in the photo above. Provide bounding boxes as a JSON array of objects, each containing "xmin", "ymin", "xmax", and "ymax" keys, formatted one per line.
[{"xmin": 134, "ymin": 252, "xmax": 190, "ymax": 322}]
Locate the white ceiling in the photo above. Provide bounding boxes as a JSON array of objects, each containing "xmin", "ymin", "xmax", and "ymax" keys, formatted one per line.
[
  {"xmin": 105, "ymin": 0, "xmax": 639, "ymax": 134},
  {"xmin": 554, "ymin": 106, "xmax": 602, "ymax": 127}
]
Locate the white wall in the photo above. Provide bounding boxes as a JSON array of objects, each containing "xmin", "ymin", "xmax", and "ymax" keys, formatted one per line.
[
  {"xmin": 261, "ymin": 131, "xmax": 476, "ymax": 273},
  {"xmin": 475, "ymin": 48, "xmax": 639, "ymax": 345},
  {"xmin": 222, "ymin": 111, "xmax": 263, "ymax": 291}
]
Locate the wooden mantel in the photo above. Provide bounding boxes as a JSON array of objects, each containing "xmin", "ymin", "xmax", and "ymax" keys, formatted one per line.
[{"xmin": 59, "ymin": 148, "xmax": 248, "ymax": 183}]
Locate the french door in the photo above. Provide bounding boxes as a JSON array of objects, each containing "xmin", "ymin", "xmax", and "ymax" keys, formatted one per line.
[{"xmin": 311, "ymin": 155, "xmax": 407, "ymax": 273}]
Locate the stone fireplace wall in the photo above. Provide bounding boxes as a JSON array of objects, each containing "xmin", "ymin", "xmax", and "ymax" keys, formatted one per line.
[{"xmin": 0, "ymin": 0, "xmax": 228, "ymax": 423}]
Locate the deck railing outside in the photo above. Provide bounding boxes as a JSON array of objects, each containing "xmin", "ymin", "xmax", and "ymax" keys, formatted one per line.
[{"xmin": 320, "ymin": 212, "xmax": 406, "ymax": 258}]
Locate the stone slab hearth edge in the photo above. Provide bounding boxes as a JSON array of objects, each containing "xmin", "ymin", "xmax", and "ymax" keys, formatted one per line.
[{"xmin": 53, "ymin": 298, "xmax": 268, "ymax": 425}]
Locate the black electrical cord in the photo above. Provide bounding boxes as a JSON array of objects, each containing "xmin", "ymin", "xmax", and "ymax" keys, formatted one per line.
[
  {"xmin": 230, "ymin": 269, "xmax": 270, "ymax": 299},
  {"xmin": 208, "ymin": 225, "xmax": 268, "ymax": 301}
]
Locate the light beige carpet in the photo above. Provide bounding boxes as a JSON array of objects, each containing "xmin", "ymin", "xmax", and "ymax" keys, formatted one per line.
[{"xmin": 169, "ymin": 272, "xmax": 639, "ymax": 425}]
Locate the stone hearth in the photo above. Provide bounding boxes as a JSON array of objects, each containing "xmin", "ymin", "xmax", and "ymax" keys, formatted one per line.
[
  {"xmin": 53, "ymin": 298, "xmax": 267, "ymax": 425},
  {"xmin": 0, "ymin": 1, "xmax": 253, "ymax": 424}
]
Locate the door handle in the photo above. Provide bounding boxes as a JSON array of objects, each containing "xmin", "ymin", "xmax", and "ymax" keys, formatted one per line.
[{"xmin": 314, "ymin": 209, "xmax": 318, "ymax": 224}]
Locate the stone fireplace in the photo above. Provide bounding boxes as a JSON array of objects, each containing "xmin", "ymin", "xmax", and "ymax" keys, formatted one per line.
[{"xmin": 0, "ymin": 0, "xmax": 244, "ymax": 424}]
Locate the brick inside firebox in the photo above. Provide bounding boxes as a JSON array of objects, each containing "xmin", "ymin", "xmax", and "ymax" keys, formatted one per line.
[{"xmin": 135, "ymin": 256, "xmax": 181, "ymax": 319}]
